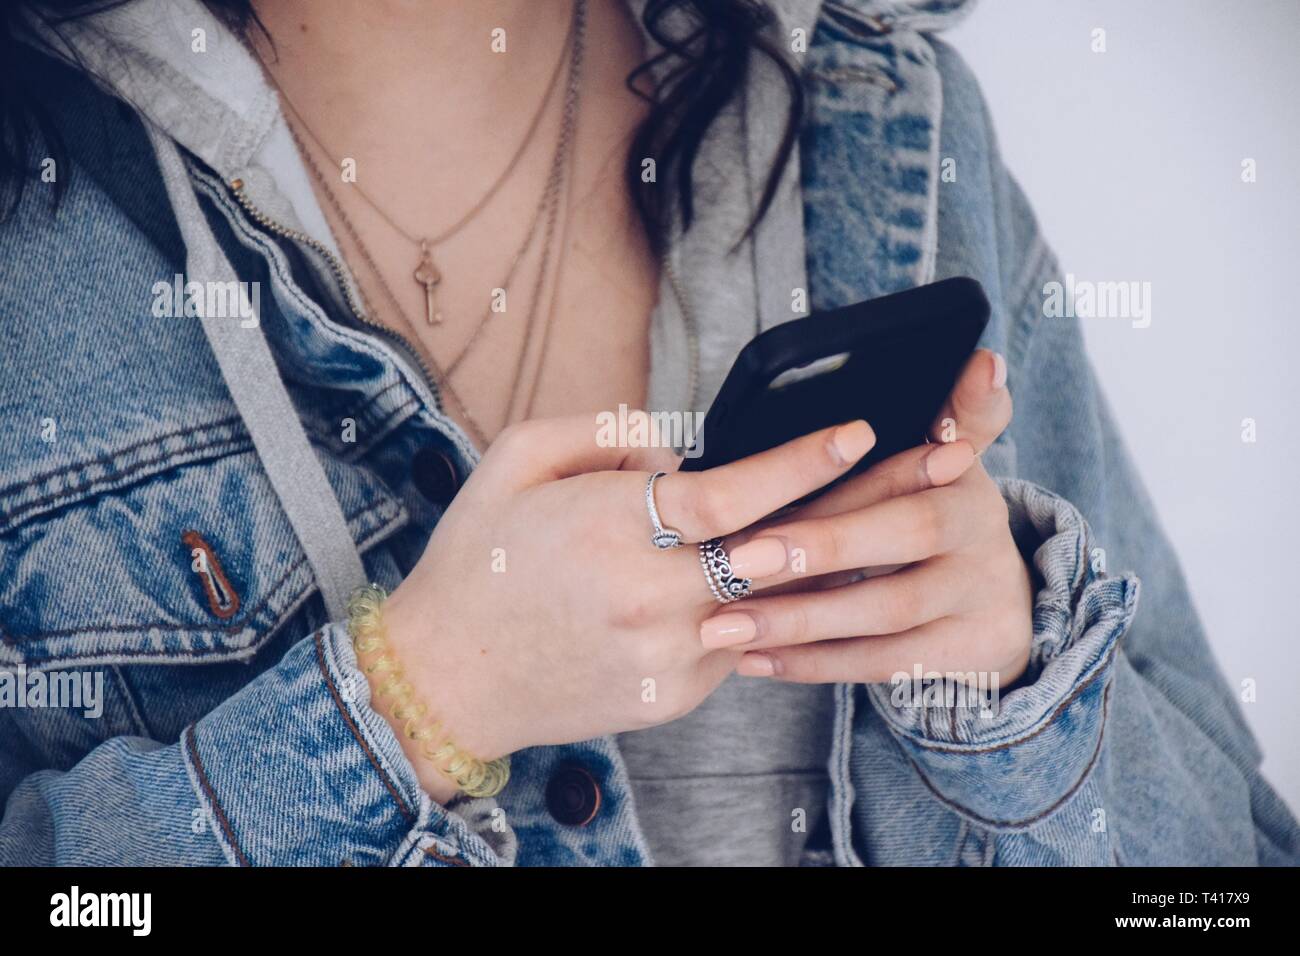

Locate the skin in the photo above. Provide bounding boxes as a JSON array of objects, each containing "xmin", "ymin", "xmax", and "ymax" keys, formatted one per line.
[
  {"xmin": 383, "ymin": 349, "xmax": 1028, "ymax": 803},
  {"xmin": 251, "ymin": 0, "xmax": 656, "ymax": 435},
  {"xmin": 253, "ymin": 2, "xmax": 1033, "ymax": 805},
  {"xmin": 719, "ymin": 350, "xmax": 1029, "ymax": 685}
]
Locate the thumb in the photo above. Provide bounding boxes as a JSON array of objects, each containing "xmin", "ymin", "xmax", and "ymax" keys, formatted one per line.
[{"xmin": 929, "ymin": 348, "xmax": 1012, "ymax": 453}]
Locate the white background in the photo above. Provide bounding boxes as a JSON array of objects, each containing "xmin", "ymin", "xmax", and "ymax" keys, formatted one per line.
[{"xmin": 948, "ymin": 0, "xmax": 1299, "ymax": 811}]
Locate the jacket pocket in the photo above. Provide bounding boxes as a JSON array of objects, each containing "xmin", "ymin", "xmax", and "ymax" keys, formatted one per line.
[{"xmin": 0, "ymin": 434, "xmax": 406, "ymax": 670}]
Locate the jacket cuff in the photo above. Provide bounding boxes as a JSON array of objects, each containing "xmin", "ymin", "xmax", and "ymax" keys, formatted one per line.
[
  {"xmin": 182, "ymin": 622, "xmax": 512, "ymax": 866},
  {"xmin": 864, "ymin": 478, "xmax": 1140, "ymax": 828}
]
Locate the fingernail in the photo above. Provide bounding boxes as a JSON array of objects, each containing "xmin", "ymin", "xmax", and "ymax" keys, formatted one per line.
[
  {"xmin": 924, "ymin": 440, "xmax": 975, "ymax": 485},
  {"xmin": 990, "ymin": 352, "xmax": 1007, "ymax": 390},
  {"xmin": 728, "ymin": 536, "xmax": 788, "ymax": 578},
  {"xmin": 830, "ymin": 419, "xmax": 874, "ymax": 466},
  {"xmin": 700, "ymin": 612, "xmax": 757, "ymax": 649},
  {"xmin": 737, "ymin": 652, "xmax": 780, "ymax": 677}
]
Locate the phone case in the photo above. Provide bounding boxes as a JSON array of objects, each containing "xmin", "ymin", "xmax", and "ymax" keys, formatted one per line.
[{"xmin": 679, "ymin": 276, "xmax": 990, "ymax": 477}]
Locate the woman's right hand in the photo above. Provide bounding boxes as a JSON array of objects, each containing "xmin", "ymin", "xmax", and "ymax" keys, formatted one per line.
[{"xmin": 378, "ymin": 414, "xmax": 878, "ymax": 800}]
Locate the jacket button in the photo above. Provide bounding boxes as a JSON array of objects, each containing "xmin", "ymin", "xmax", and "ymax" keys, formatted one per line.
[
  {"xmin": 411, "ymin": 446, "xmax": 460, "ymax": 506},
  {"xmin": 545, "ymin": 764, "xmax": 602, "ymax": 827}
]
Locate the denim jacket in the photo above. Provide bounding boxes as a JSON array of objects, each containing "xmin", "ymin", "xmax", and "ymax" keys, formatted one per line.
[{"xmin": 1, "ymin": 0, "xmax": 1296, "ymax": 866}]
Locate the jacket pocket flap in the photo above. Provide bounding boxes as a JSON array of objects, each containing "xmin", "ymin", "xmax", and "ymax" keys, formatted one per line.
[{"xmin": 0, "ymin": 446, "xmax": 406, "ymax": 669}]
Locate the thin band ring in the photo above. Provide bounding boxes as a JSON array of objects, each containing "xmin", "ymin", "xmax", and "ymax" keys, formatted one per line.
[{"xmin": 644, "ymin": 471, "xmax": 684, "ymax": 550}]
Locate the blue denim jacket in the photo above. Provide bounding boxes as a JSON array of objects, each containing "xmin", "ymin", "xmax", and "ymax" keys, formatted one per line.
[{"xmin": 1, "ymin": 0, "xmax": 1296, "ymax": 866}]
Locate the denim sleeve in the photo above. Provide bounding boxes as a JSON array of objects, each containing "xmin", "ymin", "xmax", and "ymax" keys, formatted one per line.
[
  {"xmin": 863, "ymin": 476, "xmax": 1135, "ymax": 840},
  {"xmin": 863, "ymin": 237, "xmax": 1300, "ymax": 865},
  {"xmin": 0, "ymin": 624, "xmax": 513, "ymax": 866}
]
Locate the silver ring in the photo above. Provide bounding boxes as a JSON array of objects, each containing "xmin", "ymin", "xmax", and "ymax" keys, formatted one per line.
[
  {"xmin": 698, "ymin": 538, "xmax": 752, "ymax": 604},
  {"xmin": 644, "ymin": 471, "xmax": 684, "ymax": 550}
]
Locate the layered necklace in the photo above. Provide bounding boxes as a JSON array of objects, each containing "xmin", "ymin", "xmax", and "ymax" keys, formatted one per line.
[{"xmin": 255, "ymin": 0, "xmax": 587, "ymax": 446}]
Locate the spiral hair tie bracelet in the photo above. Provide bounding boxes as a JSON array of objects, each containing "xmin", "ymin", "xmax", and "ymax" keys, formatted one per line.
[{"xmin": 346, "ymin": 584, "xmax": 510, "ymax": 798}]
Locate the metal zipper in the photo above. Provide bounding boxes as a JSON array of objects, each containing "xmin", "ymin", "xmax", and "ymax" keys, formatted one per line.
[{"xmin": 227, "ymin": 177, "xmax": 447, "ymax": 414}]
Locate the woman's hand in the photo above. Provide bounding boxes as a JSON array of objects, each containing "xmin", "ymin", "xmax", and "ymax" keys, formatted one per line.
[
  {"xmin": 699, "ymin": 349, "xmax": 1034, "ymax": 688},
  {"xmin": 379, "ymin": 413, "xmax": 879, "ymax": 801}
]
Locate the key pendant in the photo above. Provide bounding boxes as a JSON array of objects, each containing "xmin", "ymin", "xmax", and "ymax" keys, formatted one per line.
[{"xmin": 413, "ymin": 240, "xmax": 443, "ymax": 325}]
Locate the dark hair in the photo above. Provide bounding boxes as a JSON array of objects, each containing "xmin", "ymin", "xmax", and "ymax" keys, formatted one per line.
[
  {"xmin": 0, "ymin": 0, "xmax": 802, "ymax": 251},
  {"xmin": 627, "ymin": 0, "xmax": 804, "ymax": 252}
]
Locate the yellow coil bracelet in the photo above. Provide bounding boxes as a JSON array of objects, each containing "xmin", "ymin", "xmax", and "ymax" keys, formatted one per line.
[{"xmin": 346, "ymin": 584, "xmax": 510, "ymax": 799}]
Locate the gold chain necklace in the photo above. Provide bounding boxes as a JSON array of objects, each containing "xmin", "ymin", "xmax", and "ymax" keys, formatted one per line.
[
  {"xmin": 277, "ymin": 1, "xmax": 587, "ymax": 445},
  {"xmin": 290, "ymin": 117, "xmax": 556, "ymax": 383},
  {"xmin": 303, "ymin": 115, "xmax": 570, "ymax": 447},
  {"xmin": 254, "ymin": 2, "xmax": 579, "ymax": 328}
]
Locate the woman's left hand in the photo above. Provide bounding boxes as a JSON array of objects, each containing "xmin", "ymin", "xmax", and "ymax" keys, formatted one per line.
[{"xmin": 699, "ymin": 349, "xmax": 1035, "ymax": 687}]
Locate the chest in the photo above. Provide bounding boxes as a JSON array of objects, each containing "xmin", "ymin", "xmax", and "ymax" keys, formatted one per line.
[{"xmin": 299, "ymin": 76, "xmax": 657, "ymax": 446}]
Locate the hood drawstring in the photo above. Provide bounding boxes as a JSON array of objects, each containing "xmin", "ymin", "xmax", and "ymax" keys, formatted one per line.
[{"xmin": 144, "ymin": 124, "xmax": 366, "ymax": 622}]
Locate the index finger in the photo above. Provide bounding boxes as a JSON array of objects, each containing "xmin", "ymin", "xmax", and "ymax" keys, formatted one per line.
[{"xmin": 652, "ymin": 420, "xmax": 875, "ymax": 543}]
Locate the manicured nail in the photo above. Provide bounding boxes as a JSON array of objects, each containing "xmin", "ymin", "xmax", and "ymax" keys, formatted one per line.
[
  {"xmin": 728, "ymin": 536, "xmax": 788, "ymax": 578},
  {"xmin": 737, "ymin": 652, "xmax": 780, "ymax": 677},
  {"xmin": 700, "ymin": 612, "xmax": 757, "ymax": 649},
  {"xmin": 830, "ymin": 419, "xmax": 874, "ymax": 466},
  {"xmin": 924, "ymin": 440, "xmax": 975, "ymax": 485},
  {"xmin": 990, "ymin": 352, "xmax": 1007, "ymax": 390}
]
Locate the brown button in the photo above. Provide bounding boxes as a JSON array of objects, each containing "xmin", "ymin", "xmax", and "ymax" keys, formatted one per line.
[
  {"xmin": 545, "ymin": 764, "xmax": 602, "ymax": 827},
  {"xmin": 411, "ymin": 446, "xmax": 460, "ymax": 506}
]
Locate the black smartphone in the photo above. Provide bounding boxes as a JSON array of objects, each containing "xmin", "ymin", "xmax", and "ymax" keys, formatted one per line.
[{"xmin": 679, "ymin": 276, "xmax": 990, "ymax": 485}]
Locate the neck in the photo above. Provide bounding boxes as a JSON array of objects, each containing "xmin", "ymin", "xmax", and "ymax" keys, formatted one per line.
[{"xmin": 250, "ymin": 1, "xmax": 575, "ymax": 142}]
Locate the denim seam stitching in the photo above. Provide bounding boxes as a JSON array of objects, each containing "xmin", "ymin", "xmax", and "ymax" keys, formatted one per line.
[
  {"xmin": 333, "ymin": 396, "xmax": 422, "ymax": 463},
  {"xmin": 422, "ymin": 845, "xmax": 468, "ymax": 867},
  {"xmin": 289, "ymin": 382, "xmax": 417, "ymax": 461},
  {"xmin": 312, "ymin": 629, "xmax": 416, "ymax": 824},
  {"xmin": 0, "ymin": 433, "xmax": 250, "ymax": 531},
  {"xmin": 331, "ymin": 393, "xmax": 414, "ymax": 458},
  {"xmin": 0, "ymin": 400, "xmax": 405, "ymax": 531},
  {"xmin": 183, "ymin": 724, "xmax": 250, "ymax": 866},
  {"xmin": 0, "ymin": 415, "xmax": 244, "ymax": 505},
  {"xmin": 1005, "ymin": 240, "xmax": 1056, "ymax": 375},
  {"xmin": 1, "ymin": 496, "xmax": 401, "ymax": 657},
  {"xmin": 906, "ymin": 678, "xmax": 1113, "ymax": 831},
  {"xmin": 1007, "ymin": 234, "xmax": 1053, "ymax": 322}
]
